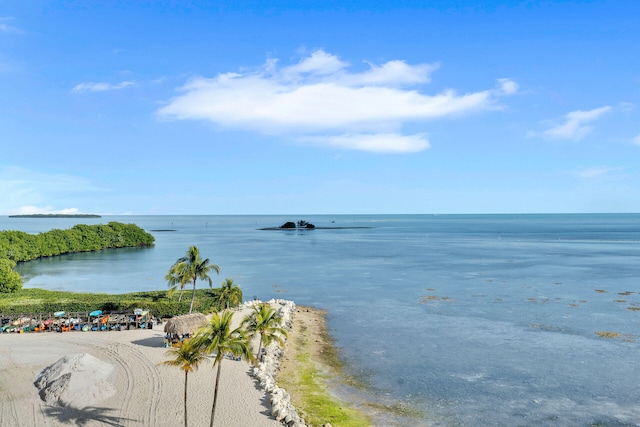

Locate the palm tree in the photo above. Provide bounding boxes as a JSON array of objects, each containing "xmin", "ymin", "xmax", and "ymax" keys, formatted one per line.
[
  {"xmin": 165, "ymin": 262, "xmax": 189, "ymax": 302},
  {"xmin": 242, "ymin": 303, "xmax": 288, "ymax": 360},
  {"xmin": 191, "ymin": 311, "xmax": 253, "ymax": 427},
  {"xmin": 160, "ymin": 341, "xmax": 207, "ymax": 427},
  {"xmin": 167, "ymin": 245, "xmax": 221, "ymax": 313},
  {"xmin": 216, "ymin": 278, "xmax": 243, "ymax": 311}
]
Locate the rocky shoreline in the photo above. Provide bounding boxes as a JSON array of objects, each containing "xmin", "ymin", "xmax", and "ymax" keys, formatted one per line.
[{"xmin": 247, "ymin": 299, "xmax": 308, "ymax": 426}]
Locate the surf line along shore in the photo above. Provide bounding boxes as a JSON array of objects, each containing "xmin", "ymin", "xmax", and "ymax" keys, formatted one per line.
[{"xmin": 0, "ymin": 299, "xmax": 369, "ymax": 427}]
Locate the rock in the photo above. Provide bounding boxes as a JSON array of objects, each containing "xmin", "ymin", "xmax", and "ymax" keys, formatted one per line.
[{"xmin": 248, "ymin": 300, "xmax": 308, "ymax": 426}]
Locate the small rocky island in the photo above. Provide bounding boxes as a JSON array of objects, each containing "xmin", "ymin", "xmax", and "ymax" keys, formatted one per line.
[
  {"xmin": 258, "ymin": 219, "xmax": 373, "ymax": 231},
  {"xmin": 279, "ymin": 220, "xmax": 316, "ymax": 229}
]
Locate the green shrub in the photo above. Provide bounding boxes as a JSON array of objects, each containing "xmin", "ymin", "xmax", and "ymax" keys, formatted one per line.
[
  {"xmin": 0, "ymin": 288, "xmax": 228, "ymax": 319},
  {"xmin": 0, "ymin": 222, "xmax": 155, "ymax": 293},
  {"xmin": 0, "ymin": 259, "xmax": 22, "ymax": 293}
]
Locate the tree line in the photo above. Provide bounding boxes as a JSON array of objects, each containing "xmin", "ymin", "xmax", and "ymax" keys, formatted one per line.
[{"xmin": 0, "ymin": 222, "xmax": 155, "ymax": 293}]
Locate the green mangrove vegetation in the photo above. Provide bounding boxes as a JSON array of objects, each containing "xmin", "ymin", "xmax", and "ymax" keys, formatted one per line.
[
  {"xmin": 0, "ymin": 259, "xmax": 22, "ymax": 293},
  {"xmin": 0, "ymin": 222, "xmax": 155, "ymax": 292},
  {"xmin": 0, "ymin": 288, "xmax": 225, "ymax": 318}
]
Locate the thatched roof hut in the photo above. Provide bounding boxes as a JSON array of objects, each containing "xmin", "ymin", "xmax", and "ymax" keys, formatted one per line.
[{"xmin": 164, "ymin": 313, "xmax": 207, "ymax": 336}]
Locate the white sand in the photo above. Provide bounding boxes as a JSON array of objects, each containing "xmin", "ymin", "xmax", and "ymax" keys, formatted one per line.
[
  {"xmin": 0, "ymin": 307, "xmax": 283, "ymax": 427},
  {"xmin": 35, "ymin": 353, "xmax": 116, "ymax": 407}
]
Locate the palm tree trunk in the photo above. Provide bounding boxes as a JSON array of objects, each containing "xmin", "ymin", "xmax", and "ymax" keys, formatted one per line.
[
  {"xmin": 209, "ymin": 360, "xmax": 223, "ymax": 427},
  {"xmin": 256, "ymin": 333, "xmax": 263, "ymax": 360},
  {"xmin": 184, "ymin": 371, "xmax": 189, "ymax": 427},
  {"xmin": 178, "ymin": 288, "xmax": 184, "ymax": 302},
  {"xmin": 189, "ymin": 279, "xmax": 197, "ymax": 314}
]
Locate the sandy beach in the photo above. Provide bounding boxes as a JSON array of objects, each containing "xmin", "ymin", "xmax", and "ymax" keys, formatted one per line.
[{"xmin": 0, "ymin": 305, "xmax": 285, "ymax": 427}]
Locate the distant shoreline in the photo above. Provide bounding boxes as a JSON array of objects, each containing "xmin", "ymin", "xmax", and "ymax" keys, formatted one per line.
[{"xmin": 8, "ymin": 214, "xmax": 102, "ymax": 218}]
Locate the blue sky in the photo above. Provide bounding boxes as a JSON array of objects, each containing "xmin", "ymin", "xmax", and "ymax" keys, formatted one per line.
[{"xmin": 1, "ymin": 0, "xmax": 639, "ymax": 215}]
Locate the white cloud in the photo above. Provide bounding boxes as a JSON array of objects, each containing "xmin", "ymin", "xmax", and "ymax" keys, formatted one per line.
[
  {"xmin": 157, "ymin": 50, "xmax": 516, "ymax": 153},
  {"xmin": 542, "ymin": 106, "xmax": 611, "ymax": 141},
  {"xmin": 0, "ymin": 166, "xmax": 104, "ymax": 215},
  {"xmin": 282, "ymin": 50, "xmax": 348, "ymax": 78},
  {"xmin": 8, "ymin": 206, "xmax": 81, "ymax": 215},
  {"xmin": 575, "ymin": 166, "xmax": 621, "ymax": 179},
  {"xmin": 617, "ymin": 102, "xmax": 635, "ymax": 113},
  {"xmin": 340, "ymin": 60, "xmax": 439, "ymax": 87},
  {"xmin": 301, "ymin": 133, "xmax": 430, "ymax": 153},
  {"xmin": 71, "ymin": 80, "xmax": 135, "ymax": 93},
  {"xmin": 0, "ymin": 18, "xmax": 21, "ymax": 34},
  {"xmin": 496, "ymin": 78, "xmax": 519, "ymax": 95},
  {"xmin": 631, "ymin": 134, "xmax": 640, "ymax": 146}
]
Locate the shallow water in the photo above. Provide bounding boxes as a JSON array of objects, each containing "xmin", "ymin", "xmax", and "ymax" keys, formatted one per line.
[{"xmin": 5, "ymin": 214, "xmax": 640, "ymax": 426}]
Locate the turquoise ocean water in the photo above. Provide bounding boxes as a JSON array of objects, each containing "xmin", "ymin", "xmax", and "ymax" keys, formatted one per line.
[{"xmin": 4, "ymin": 214, "xmax": 640, "ymax": 426}]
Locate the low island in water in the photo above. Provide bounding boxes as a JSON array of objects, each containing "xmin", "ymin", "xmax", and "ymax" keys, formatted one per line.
[
  {"xmin": 259, "ymin": 220, "xmax": 373, "ymax": 230},
  {"xmin": 9, "ymin": 214, "xmax": 102, "ymax": 218}
]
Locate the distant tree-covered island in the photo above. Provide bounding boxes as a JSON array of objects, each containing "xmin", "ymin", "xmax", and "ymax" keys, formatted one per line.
[
  {"xmin": 0, "ymin": 222, "xmax": 155, "ymax": 293},
  {"xmin": 8, "ymin": 214, "xmax": 102, "ymax": 218}
]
